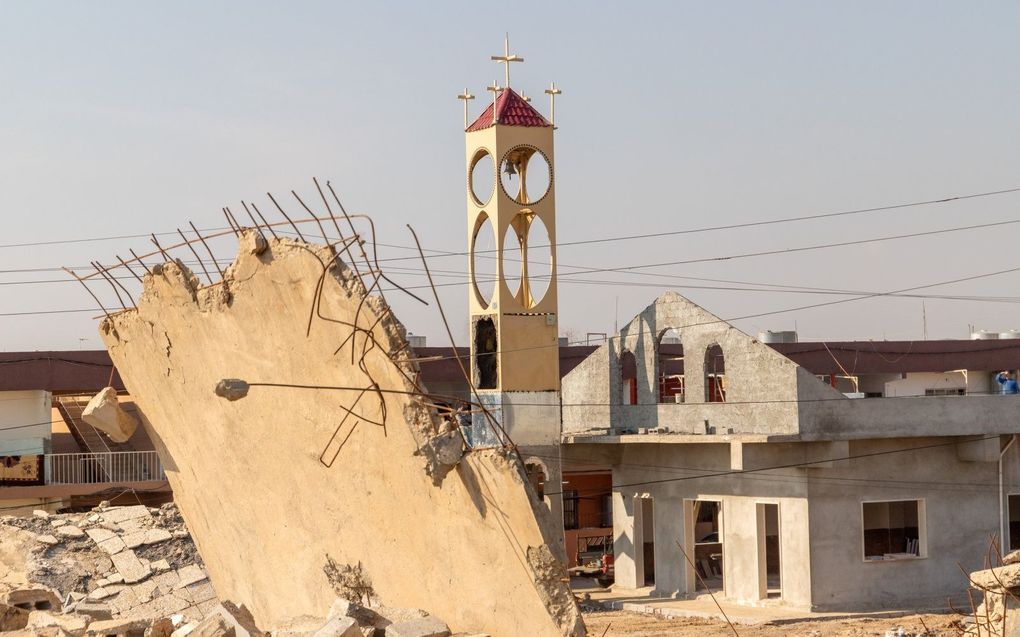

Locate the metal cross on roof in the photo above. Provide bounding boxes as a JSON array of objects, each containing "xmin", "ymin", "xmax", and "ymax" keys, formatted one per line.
[
  {"xmin": 490, "ymin": 33, "xmax": 524, "ymax": 88},
  {"xmin": 544, "ymin": 81, "xmax": 562, "ymax": 128},
  {"xmin": 486, "ymin": 80, "xmax": 503, "ymax": 122},
  {"xmin": 457, "ymin": 88, "xmax": 475, "ymax": 127}
]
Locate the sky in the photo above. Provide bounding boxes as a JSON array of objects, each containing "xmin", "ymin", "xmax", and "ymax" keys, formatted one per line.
[{"xmin": 2, "ymin": 1, "xmax": 1020, "ymax": 351}]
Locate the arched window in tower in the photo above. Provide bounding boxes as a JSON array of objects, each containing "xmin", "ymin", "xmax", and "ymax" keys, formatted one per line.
[
  {"xmin": 474, "ymin": 317, "xmax": 498, "ymax": 389},
  {"xmin": 500, "ymin": 145, "xmax": 552, "ymax": 205},
  {"xmin": 657, "ymin": 328, "xmax": 685, "ymax": 403},
  {"xmin": 620, "ymin": 351, "xmax": 637, "ymax": 405},
  {"xmin": 705, "ymin": 344, "xmax": 726, "ymax": 403}
]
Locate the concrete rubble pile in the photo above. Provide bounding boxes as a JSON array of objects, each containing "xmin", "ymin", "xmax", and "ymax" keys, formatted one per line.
[
  {"xmin": 965, "ymin": 550, "xmax": 1020, "ymax": 637},
  {"xmin": 0, "ymin": 504, "xmax": 489, "ymax": 637}
]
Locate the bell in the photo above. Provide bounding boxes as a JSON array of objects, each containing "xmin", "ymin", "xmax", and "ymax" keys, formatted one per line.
[{"xmin": 503, "ymin": 160, "xmax": 517, "ymax": 176}]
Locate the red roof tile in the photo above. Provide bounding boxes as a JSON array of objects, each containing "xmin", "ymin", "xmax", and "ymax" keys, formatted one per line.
[{"xmin": 466, "ymin": 88, "xmax": 551, "ymax": 132}]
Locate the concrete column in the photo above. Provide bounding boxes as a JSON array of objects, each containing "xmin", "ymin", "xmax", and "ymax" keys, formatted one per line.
[
  {"xmin": 652, "ymin": 496, "xmax": 685, "ymax": 597},
  {"xmin": 723, "ymin": 498, "xmax": 761, "ymax": 603},
  {"xmin": 612, "ymin": 489, "xmax": 640, "ymax": 589}
]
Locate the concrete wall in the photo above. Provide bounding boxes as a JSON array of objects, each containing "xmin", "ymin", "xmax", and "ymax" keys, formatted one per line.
[
  {"xmin": 99, "ymin": 234, "xmax": 583, "ymax": 637},
  {"xmin": 605, "ymin": 442, "xmax": 813, "ymax": 608},
  {"xmin": 885, "ymin": 371, "xmax": 993, "ymax": 397},
  {"xmin": 562, "ymin": 293, "xmax": 843, "ymax": 437},
  {"xmin": 805, "ymin": 437, "xmax": 1009, "ymax": 610},
  {"xmin": 0, "ymin": 390, "xmax": 51, "ymax": 455}
]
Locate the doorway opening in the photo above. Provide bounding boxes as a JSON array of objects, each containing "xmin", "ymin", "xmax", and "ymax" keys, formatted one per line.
[
  {"xmin": 690, "ymin": 500, "xmax": 724, "ymax": 593},
  {"xmin": 639, "ymin": 497, "xmax": 655, "ymax": 586},
  {"xmin": 757, "ymin": 503, "xmax": 781, "ymax": 599},
  {"xmin": 474, "ymin": 317, "xmax": 497, "ymax": 389}
]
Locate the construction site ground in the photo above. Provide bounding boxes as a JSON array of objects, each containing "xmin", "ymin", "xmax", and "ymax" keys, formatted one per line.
[
  {"xmin": 581, "ymin": 609, "xmax": 965, "ymax": 636},
  {"xmin": 574, "ymin": 581, "xmax": 967, "ymax": 636}
]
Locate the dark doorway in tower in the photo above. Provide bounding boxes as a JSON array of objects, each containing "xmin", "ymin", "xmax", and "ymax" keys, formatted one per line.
[{"xmin": 475, "ymin": 317, "xmax": 498, "ymax": 389}]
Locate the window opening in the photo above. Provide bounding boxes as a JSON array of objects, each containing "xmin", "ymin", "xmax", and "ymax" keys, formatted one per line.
[
  {"xmin": 705, "ymin": 344, "xmax": 726, "ymax": 403},
  {"xmin": 620, "ymin": 351, "xmax": 637, "ymax": 405},
  {"xmin": 862, "ymin": 500, "xmax": 925, "ymax": 560},
  {"xmin": 657, "ymin": 328, "xmax": 684, "ymax": 403},
  {"xmin": 640, "ymin": 498, "xmax": 655, "ymax": 586},
  {"xmin": 563, "ymin": 490, "xmax": 579, "ymax": 530}
]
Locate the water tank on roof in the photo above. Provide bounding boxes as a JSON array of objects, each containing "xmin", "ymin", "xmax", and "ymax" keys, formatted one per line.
[
  {"xmin": 758, "ymin": 330, "xmax": 798, "ymax": 344},
  {"xmin": 1000, "ymin": 331, "xmax": 1020, "ymax": 340},
  {"xmin": 971, "ymin": 331, "xmax": 1000, "ymax": 340}
]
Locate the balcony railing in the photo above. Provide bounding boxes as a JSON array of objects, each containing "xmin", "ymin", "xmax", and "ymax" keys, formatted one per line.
[{"xmin": 46, "ymin": 451, "xmax": 166, "ymax": 485}]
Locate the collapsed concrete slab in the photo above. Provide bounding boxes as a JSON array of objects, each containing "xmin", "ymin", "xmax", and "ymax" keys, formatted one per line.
[{"xmin": 97, "ymin": 232, "xmax": 583, "ymax": 637}]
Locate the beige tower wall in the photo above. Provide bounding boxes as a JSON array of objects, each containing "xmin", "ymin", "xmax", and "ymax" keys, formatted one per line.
[{"xmin": 98, "ymin": 234, "xmax": 583, "ymax": 637}]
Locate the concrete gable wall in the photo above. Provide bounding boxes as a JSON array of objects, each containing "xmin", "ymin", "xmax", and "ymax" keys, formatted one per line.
[{"xmin": 565, "ymin": 293, "xmax": 842, "ymax": 435}]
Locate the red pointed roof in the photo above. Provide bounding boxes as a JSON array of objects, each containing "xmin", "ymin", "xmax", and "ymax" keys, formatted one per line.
[{"xmin": 466, "ymin": 88, "xmax": 551, "ymax": 132}]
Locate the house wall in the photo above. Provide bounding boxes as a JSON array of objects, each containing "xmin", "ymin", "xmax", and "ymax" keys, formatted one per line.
[
  {"xmin": 806, "ymin": 437, "xmax": 1013, "ymax": 610},
  {"xmin": 562, "ymin": 293, "xmax": 843, "ymax": 437},
  {"xmin": 884, "ymin": 371, "xmax": 994, "ymax": 397},
  {"xmin": 0, "ymin": 390, "xmax": 52, "ymax": 455},
  {"xmin": 607, "ymin": 443, "xmax": 813, "ymax": 608}
]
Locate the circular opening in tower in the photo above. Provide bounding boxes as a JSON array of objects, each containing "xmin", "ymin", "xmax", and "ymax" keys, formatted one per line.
[
  {"xmin": 469, "ymin": 149, "xmax": 496, "ymax": 207},
  {"xmin": 525, "ymin": 214, "xmax": 552, "ymax": 307},
  {"xmin": 502, "ymin": 222, "xmax": 523, "ymax": 299},
  {"xmin": 471, "ymin": 213, "xmax": 497, "ymax": 308},
  {"xmin": 500, "ymin": 145, "xmax": 551, "ymax": 205},
  {"xmin": 500, "ymin": 210, "xmax": 553, "ymax": 309}
]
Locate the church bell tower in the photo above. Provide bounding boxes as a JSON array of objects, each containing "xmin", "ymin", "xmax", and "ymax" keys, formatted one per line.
[{"xmin": 461, "ymin": 37, "xmax": 562, "ymax": 447}]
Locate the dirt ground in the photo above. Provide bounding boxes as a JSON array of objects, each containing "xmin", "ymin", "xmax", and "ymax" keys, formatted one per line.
[{"xmin": 583, "ymin": 610, "xmax": 967, "ymax": 636}]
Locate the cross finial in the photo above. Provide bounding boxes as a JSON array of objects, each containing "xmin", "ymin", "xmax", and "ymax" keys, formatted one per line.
[
  {"xmin": 490, "ymin": 33, "xmax": 524, "ymax": 88},
  {"xmin": 519, "ymin": 90, "xmax": 532, "ymax": 103},
  {"xmin": 544, "ymin": 81, "xmax": 563, "ymax": 128},
  {"xmin": 486, "ymin": 80, "xmax": 503, "ymax": 123},
  {"xmin": 457, "ymin": 88, "xmax": 475, "ymax": 127}
]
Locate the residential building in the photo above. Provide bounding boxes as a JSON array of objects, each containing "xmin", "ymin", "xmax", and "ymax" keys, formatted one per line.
[
  {"xmin": 559, "ymin": 292, "xmax": 1020, "ymax": 611},
  {"xmin": 0, "ymin": 352, "xmax": 171, "ymax": 515}
]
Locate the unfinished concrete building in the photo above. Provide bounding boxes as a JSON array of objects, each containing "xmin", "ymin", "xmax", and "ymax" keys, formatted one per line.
[{"xmin": 561, "ymin": 292, "xmax": 1020, "ymax": 611}]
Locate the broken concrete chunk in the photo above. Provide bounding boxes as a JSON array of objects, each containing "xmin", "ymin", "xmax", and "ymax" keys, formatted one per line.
[
  {"xmin": 27, "ymin": 610, "xmax": 89, "ymax": 636},
  {"xmin": 86, "ymin": 528, "xmax": 118, "ymax": 544},
  {"xmin": 50, "ymin": 519, "xmax": 69, "ymax": 528},
  {"xmin": 56, "ymin": 526, "xmax": 86, "ymax": 539},
  {"xmin": 383, "ymin": 617, "xmax": 450, "ymax": 637},
  {"xmin": 102, "ymin": 505, "xmax": 151, "ymax": 525},
  {"xmin": 86, "ymin": 616, "xmax": 151, "ymax": 636},
  {"xmin": 189, "ymin": 615, "xmax": 235, "ymax": 637},
  {"xmin": 214, "ymin": 379, "xmax": 250, "ymax": 402},
  {"xmin": 311, "ymin": 617, "xmax": 360, "ymax": 637},
  {"xmin": 72, "ymin": 603, "xmax": 112, "ymax": 621},
  {"xmin": 4, "ymin": 587, "xmax": 62, "ymax": 613},
  {"xmin": 151, "ymin": 559, "xmax": 171, "ymax": 573},
  {"xmin": 111, "ymin": 550, "xmax": 150, "ymax": 584},
  {"xmin": 82, "ymin": 387, "xmax": 139, "ymax": 443},
  {"xmin": 142, "ymin": 528, "xmax": 172, "ymax": 546},
  {"xmin": 0, "ymin": 603, "xmax": 30, "ymax": 631},
  {"xmin": 149, "ymin": 617, "xmax": 175, "ymax": 637},
  {"xmin": 176, "ymin": 565, "xmax": 208, "ymax": 588},
  {"xmin": 33, "ymin": 510, "xmax": 50, "ymax": 519},
  {"xmin": 37, "ymin": 534, "xmax": 60, "ymax": 546},
  {"xmin": 99, "ymin": 536, "xmax": 128, "ymax": 555},
  {"xmin": 205, "ymin": 602, "xmax": 261, "ymax": 637}
]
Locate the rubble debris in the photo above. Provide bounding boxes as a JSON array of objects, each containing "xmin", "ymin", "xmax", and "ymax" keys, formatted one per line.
[
  {"xmin": 0, "ymin": 602, "xmax": 29, "ymax": 631},
  {"xmin": 964, "ymin": 558, "xmax": 1020, "ymax": 636},
  {"xmin": 0, "ymin": 503, "xmax": 215, "ymax": 632},
  {"xmin": 309, "ymin": 616, "xmax": 360, "ymax": 637},
  {"xmin": 82, "ymin": 387, "xmax": 140, "ymax": 443},
  {"xmin": 97, "ymin": 232, "xmax": 584, "ymax": 636}
]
